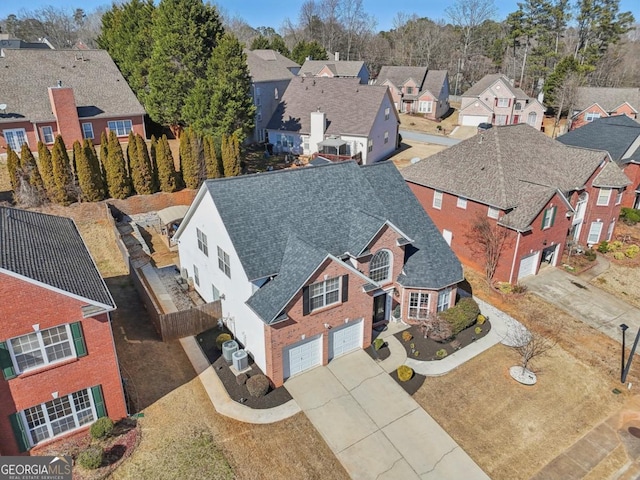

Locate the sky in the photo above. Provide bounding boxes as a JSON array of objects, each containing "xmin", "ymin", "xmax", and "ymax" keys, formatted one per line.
[{"xmin": 1, "ymin": 0, "xmax": 639, "ymax": 32}]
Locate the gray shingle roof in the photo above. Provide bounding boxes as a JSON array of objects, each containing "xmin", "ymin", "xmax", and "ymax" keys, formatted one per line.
[
  {"xmin": 423, "ymin": 70, "xmax": 448, "ymax": 96},
  {"xmin": 0, "ymin": 207, "xmax": 115, "ymax": 308},
  {"xmin": 402, "ymin": 124, "xmax": 610, "ymax": 231},
  {"xmin": 203, "ymin": 161, "xmax": 462, "ymax": 323},
  {"xmin": 593, "ymin": 162, "xmax": 631, "ymax": 188},
  {"xmin": 376, "ymin": 66, "xmax": 428, "ymax": 89},
  {"xmin": 0, "ymin": 49, "xmax": 146, "ymax": 123},
  {"xmin": 299, "ymin": 59, "xmax": 365, "ymax": 78},
  {"xmin": 574, "ymin": 87, "xmax": 640, "ymax": 113},
  {"xmin": 244, "ymin": 49, "xmax": 299, "ymax": 83},
  {"xmin": 557, "ymin": 115, "xmax": 640, "ymax": 164},
  {"xmin": 461, "ymin": 73, "xmax": 530, "ymax": 99},
  {"xmin": 265, "ymin": 77, "xmax": 389, "ymax": 136},
  {"xmin": 0, "ymin": 39, "xmax": 51, "ymax": 49}
]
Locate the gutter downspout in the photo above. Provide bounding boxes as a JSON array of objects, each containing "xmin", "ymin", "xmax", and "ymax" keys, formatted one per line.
[{"xmin": 509, "ymin": 231, "xmax": 522, "ymax": 284}]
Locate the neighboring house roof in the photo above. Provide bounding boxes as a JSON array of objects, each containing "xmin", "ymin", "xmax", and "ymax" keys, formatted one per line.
[
  {"xmin": 574, "ymin": 87, "xmax": 640, "ymax": 114},
  {"xmin": 557, "ymin": 115, "xmax": 640, "ymax": 165},
  {"xmin": 299, "ymin": 59, "xmax": 365, "ymax": 78},
  {"xmin": 0, "ymin": 39, "xmax": 52, "ymax": 49},
  {"xmin": 266, "ymin": 77, "xmax": 391, "ymax": 137},
  {"xmin": 196, "ymin": 161, "xmax": 462, "ymax": 324},
  {"xmin": 0, "ymin": 49, "xmax": 146, "ymax": 124},
  {"xmin": 461, "ymin": 73, "xmax": 530, "ymax": 99},
  {"xmin": 422, "ymin": 70, "xmax": 448, "ymax": 97},
  {"xmin": 244, "ymin": 49, "xmax": 299, "ymax": 83},
  {"xmin": 593, "ymin": 161, "xmax": 632, "ymax": 188},
  {"xmin": 402, "ymin": 124, "xmax": 618, "ymax": 231},
  {"xmin": 376, "ymin": 66, "xmax": 428, "ymax": 89},
  {"xmin": 0, "ymin": 207, "xmax": 115, "ymax": 309}
]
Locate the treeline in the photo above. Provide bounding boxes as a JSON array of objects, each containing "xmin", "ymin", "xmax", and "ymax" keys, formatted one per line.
[{"xmin": 6, "ymin": 131, "xmax": 241, "ymax": 207}]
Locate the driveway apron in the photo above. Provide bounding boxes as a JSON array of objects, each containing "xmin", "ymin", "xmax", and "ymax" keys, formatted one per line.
[{"xmin": 285, "ymin": 350, "xmax": 490, "ymax": 480}]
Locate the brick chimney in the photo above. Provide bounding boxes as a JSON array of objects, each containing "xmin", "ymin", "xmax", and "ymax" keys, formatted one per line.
[{"xmin": 48, "ymin": 83, "xmax": 83, "ymax": 146}]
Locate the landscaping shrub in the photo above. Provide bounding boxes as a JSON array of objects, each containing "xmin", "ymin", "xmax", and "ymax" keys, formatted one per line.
[
  {"xmin": 215, "ymin": 333, "xmax": 232, "ymax": 350},
  {"xmin": 236, "ymin": 373, "xmax": 248, "ymax": 386},
  {"xmin": 610, "ymin": 240, "xmax": 624, "ymax": 251},
  {"xmin": 436, "ymin": 349, "xmax": 448, "ymax": 358},
  {"xmin": 77, "ymin": 446, "xmax": 103, "ymax": 470},
  {"xmin": 90, "ymin": 417, "xmax": 114, "ymax": 439},
  {"xmin": 477, "ymin": 314, "xmax": 487, "ymax": 325},
  {"xmin": 246, "ymin": 374, "xmax": 270, "ymax": 397},
  {"xmin": 511, "ymin": 283, "xmax": 528, "ymax": 294},
  {"xmin": 625, "ymin": 245, "xmax": 640, "ymax": 259},
  {"xmin": 373, "ymin": 338, "xmax": 385, "ymax": 351},
  {"xmin": 438, "ymin": 297, "xmax": 480, "ymax": 336},
  {"xmin": 584, "ymin": 249, "xmax": 597, "ymax": 262},
  {"xmin": 597, "ymin": 240, "xmax": 610, "ymax": 253},
  {"xmin": 620, "ymin": 207, "xmax": 640, "ymax": 225},
  {"xmin": 396, "ymin": 365, "xmax": 414, "ymax": 382},
  {"xmin": 614, "ymin": 251, "xmax": 625, "ymax": 260},
  {"xmin": 475, "ymin": 326, "xmax": 482, "ymax": 334},
  {"xmin": 402, "ymin": 331, "xmax": 413, "ymax": 342}
]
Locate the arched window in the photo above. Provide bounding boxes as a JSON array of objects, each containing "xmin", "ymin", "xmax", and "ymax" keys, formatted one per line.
[
  {"xmin": 527, "ymin": 111, "xmax": 537, "ymax": 126},
  {"xmin": 369, "ymin": 250, "xmax": 392, "ymax": 283}
]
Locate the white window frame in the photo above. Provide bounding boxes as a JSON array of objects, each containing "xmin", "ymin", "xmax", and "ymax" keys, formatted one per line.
[
  {"xmin": 107, "ymin": 120, "xmax": 133, "ymax": 137},
  {"xmin": 217, "ymin": 246, "xmax": 231, "ymax": 278},
  {"xmin": 303, "ymin": 136, "xmax": 310, "ymax": 151},
  {"xmin": 607, "ymin": 219, "xmax": 615, "ymax": 241},
  {"xmin": 433, "ymin": 190, "xmax": 443, "ymax": 210},
  {"xmin": 527, "ymin": 111, "xmax": 537, "ymax": 126},
  {"xmin": 586, "ymin": 112, "xmax": 601, "ymax": 122},
  {"xmin": 256, "ymin": 105, "xmax": 262, "ymax": 122},
  {"xmin": 418, "ymin": 101, "xmax": 433, "ymax": 113},
  {"xmin": 7, "ymin": 325, "xmax": 76, "ymax": 374},
  {"xmin": 406, "ymin": 86, "xmax": 413, "ymax": 94},
  {"xmin": 367, "ymin": 139, "xmax": 373, "ymax": 152},
  {"xmin": 409, "ymin": 292, "xmax": 430, "ymax": 319},
  {"xmin": 456, "ymin": 196, "xmax": 467, "ymax": 209},
  {"xmin": 212, "ymin": 284, "xmax": 221, "ymax": 302},
  {"xmin": 21, "ymin": 388, "xmax": 97, "ymax": 447},
  {"xmin": 82, "ymin": 122, "xmax": 94, "ymax": 140},
  {"xmin": 587, "ymin": 221, "xmax": 603, "ymax": 244},
  {"xmin": 41, "ymin": 126, "xmax": 54, "ymax": 144},
  {"xmin": 596, "ymin": 188, "xmax": 611, "ymax": 206},
  {"xmin": 495, "ymin": 114, "xmax": 508, "ymax": 126},
  {"xmin": 309, "ymin": 276, "xmax": 341, "ymax": 311},
  {"xmin": 384, "ymin": 131, "xmax": 389, "ymax": 144},
  {"xmin": 369, "ymin": 250, "xmax": 392, "ymax": 283},
  {"xmin": 3, "ymin": 128, "xmax": 28, "ymax": 151},
  {"xmin": 196, "ymin": 228, "xmax": 208, "ymax": 256},
  {"xmin": 193, "ymin": 264, "xmax": 200, "ymax": 286},
  {"xmin": 488, "ymin": 206, "xmax": 500, "ymax": 219},
  {"xmin": 542, "ymin": 207, "xmax": 554, "ymax": 229},
  {"xmin": 615, "ymin": 189, "xmax": 623, "ymax": 205},
  {"xmin": 385, "ymin": 107, "xmax": 390, "ymax": 120},
  {"xmin": 437, "ymin": 288, "xmax": 451, "ymax": 312},
  {"xmin": 497, "ymin": 98, "xmax": 509, "ymax": 108}
]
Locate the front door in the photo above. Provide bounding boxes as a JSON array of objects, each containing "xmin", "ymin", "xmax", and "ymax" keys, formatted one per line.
[{"xmin": 373, "ymin": 294, "xmax": 387, "ymax": 324}]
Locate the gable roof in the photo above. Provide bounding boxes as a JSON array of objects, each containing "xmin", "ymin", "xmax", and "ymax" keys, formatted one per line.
[
  {"xmin": 244, "ymin": 49, "xmax": 299, "ymax": 83},
  {"xmin": 265, "ymin": 77, "xmax": 391, "ymax": 137},
  {"xmin": 574, "ymin": 87, "xmax": 640, "ymax": 113},
  {"xmin": 557, "ymin": 115, "xmax": 640, "ymax": 165},
  {"xmin": 299, "ymin": 59, "xmax": 365, "ymax": 78},
  {"xmin": 423, "ymin": 70, "xmax": 448, "ymax": 96},
  {"xmin": 376, "ymin": 66, "xmax": 428, "ymax": 89},
  {"xmin": 0, "ymin": 207, "xmax": 115, "ymax": 309},
  {"xmin": 0, "ymin": 49, "xmax": 145, "ymax": 124},
  {"xmin": 461, "ymin": 73, "xmax": 530, "ymax": 99},
  {"xmin": 402, "ymin": 124, "xmax": 617, "ymax": 231},
  {"xmin": 195, "ymin": 161, "xmax": 462, "ymax": 324}
]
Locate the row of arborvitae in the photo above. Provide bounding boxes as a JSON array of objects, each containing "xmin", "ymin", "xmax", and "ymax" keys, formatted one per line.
[{"xmin": 6, "ymin": 130, "xmax": 242, "ymax": 207}]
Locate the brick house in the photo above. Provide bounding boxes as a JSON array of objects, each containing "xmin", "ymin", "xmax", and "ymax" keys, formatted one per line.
[
  {"xmin": 298, "ymin": 56, "xmax": 369, "ymax": 84},
  {"xmin": 458, "ymin": 73, "xmax": 545, "ymax": 130},
  {"xmin": 558, "ymin": 115, "xmax": 640, "ymax": 210},
  {"xmin": 174, "ymin": 161, "xmax": 462, "ymax": 387},
  {"xmin": 0, "ymin": 49, "xmax": 146, "ymax": 154},
  {"xmin": 0, "ymin": 208, "xmax": 126, "ymax": 455},
  {"xmin": 570, "ymin": 87, "xmax": 640, "ymax": 131},
  {"xmin": 402, "ymin": 124, "xmax": 630, "ymax": 283},
  {"xmin": 375, "ymin": 66, "xmax": 450, "ymax": 120},
  {"xmin": 265, "ymin": 77, "xmax": 399, "ymax": 165}
]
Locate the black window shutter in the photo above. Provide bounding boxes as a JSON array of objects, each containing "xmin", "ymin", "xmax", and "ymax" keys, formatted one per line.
[
  {"xmin": 9, "ymin": 413, "xmax": 29, "ymax": 452},
  {"xmin": 0, "ymin": 341, "xmax": 16, "ymax": 380},
  {"xmin": 550, "ymin": 206, "xmax": 557, "ymax": 227},
  {"xmin": 342, "ymin": 275, "xmax": 349, "ymax": 302},
  {"xmin": 302, "ymin": 286, "xmax": 310, "ymax": 316}
]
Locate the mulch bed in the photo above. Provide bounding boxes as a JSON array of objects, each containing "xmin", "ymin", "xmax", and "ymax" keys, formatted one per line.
[
  {"xmin": 196, "ymin": 327, "xmax": 292, "ymax": 409},
  {"xmin": 389, "ymin": 369, "xmax": 425, "ymax": 395},
  {"xmin": 394, "ymin": 320, "xmax": 492, "ymax": 361},
  {"xmin": 365, "ymin": 343, "xmax": 391, "ymax": 362}
]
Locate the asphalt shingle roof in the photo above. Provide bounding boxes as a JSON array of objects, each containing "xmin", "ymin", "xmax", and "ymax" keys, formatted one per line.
[
  {"xmin": 376, "ymin": 66, "xmax": 428, "ymax": 89},
  {"xmin": 593, "ymin": 162, "xmax": 632, "ymax": 188},
  {"xmin": 423, "ymin": 70, "xmax": 448, "ymax": 96},
  {"xmin": 0, "ymin": 49, "xmax": 146, "ymax": 123},
  {"xmin": 244, "ymin": 49, "xmax": 299, "ymax": 83},
  {"xmin": 299, "ymin": 59, "xmax": 365, "ymax": 78},
  {"xmin": 461, "ymin": 73, "xmax": 530, "ymax": 99},
  {"xmin": 265, "ymin": 77, "xmax": 389, "ymax": 136},
  {"xmin": 0, "ymin": 207, "xmax": 115, "ymax": 308},
  {"xmin": 557, "ymin": 115, "xmax": 640, "ymax": 164},
  {"xmin": 402, "ymin": 124, "xmax": 612, "ymax": 231},
  {"xmin": 574, "ymin": 87, "xmax": 640, "ymax": 113},
  {"xmin": 203, "ymin": 161, "xmax": 462, "ymax": 323}
]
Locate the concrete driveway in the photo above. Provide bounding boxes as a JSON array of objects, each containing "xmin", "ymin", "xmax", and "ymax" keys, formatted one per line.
[
  {"xmin": 522, "ymin": 266, "xmax": 640, "ymax": 343},
  {"xmin": 285, "ymin": 350, "xmax": 490, "ymax": 480},
  {"xmin": 399, "ymin": 129, "xmax": 461, "ymax": 146}
]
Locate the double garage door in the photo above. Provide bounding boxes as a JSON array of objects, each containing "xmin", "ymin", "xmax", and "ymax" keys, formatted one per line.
[{"xmin": 283, "ymin": 320, "xmax": 363, "ymax": 379}]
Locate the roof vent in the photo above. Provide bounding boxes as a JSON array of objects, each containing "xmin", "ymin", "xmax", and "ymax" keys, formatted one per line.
[
  {"xmin": 57, "ymin": 80, "xmax": 62, "ymax": 87},
  {"xmin": 0, "ymin": 103, "xmax": 6, "ymax": 113}
]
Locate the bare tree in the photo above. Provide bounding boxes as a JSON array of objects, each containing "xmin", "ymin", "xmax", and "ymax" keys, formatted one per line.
[
  {"xmin": 507, "ymin": 321, "xmax": 561, "ymax": 375},
  {"xmin": 466, "ymin": 214, "xmax": 510, "ymax": 284},
  {"xmin": 403, "ymin": 312, "xmax": 453, "ymax": 342}
]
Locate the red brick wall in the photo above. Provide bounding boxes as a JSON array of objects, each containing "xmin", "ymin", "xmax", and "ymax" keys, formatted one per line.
[
  {"xmin": 356, "ymin": 225, "xmax": 405, "ymax": 286},
  {"xmin": 622, "ymin": 164, "xmax": 640, "ymax": 209},
  {"xmin": 612, "ymin": 105, "xmax": 637, "ymax": 119},
  {"xmin": 571, "ymin": 105, "xmax": 608, "ymax": 130},
  {"xmin": 87, "ymin": 116, "xmax": 146, "ymax": 143},
  {"xmin": 0, "ymin": 121, "xmax": 38, "ymax": 153},
  {"xmin": 48, "ymin": 87, "xmax": 83, "ymax": 146},
  {"xmin": 0, "ymin": 273, "xmax": 127, "ymax": 455}
]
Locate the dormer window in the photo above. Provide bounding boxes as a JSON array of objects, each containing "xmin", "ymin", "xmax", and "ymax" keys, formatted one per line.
[{"xmin": 369, "ymin": 250, "xmax": 392, "ymax": 283}]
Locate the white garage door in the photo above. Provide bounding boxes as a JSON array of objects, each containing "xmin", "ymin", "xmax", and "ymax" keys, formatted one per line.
[
  {"xmin": 329, "ymin": 319, "xmax": 363, "ymax": 360},
  {"xmin": 518, "ymin": 252, "xmax": 540, "ymax": 280},
  {"xmin": 283, "ymin": 335, "xmax": 322, "ymax": 379},
  {"xmin": 461, "ymin": 114, "xmax": 489, "ymax": 126}
]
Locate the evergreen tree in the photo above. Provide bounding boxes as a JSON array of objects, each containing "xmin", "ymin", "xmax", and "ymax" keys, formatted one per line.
[
  {"xmin": 204, "ymin": 135, "xmax": 221, "ymax": 179},
  {"xmin": 150, "ymin": 134, "xmax": 159, "ymax": 189},
  {"xmin": 184, "ymin": 33, "xmax": 255, "ymax": 143},
  {"xmin": 146, "ymin": 0, "xmax": 223, "ymax": 134},
  {"xmin": 75, "ymin": 139, "xmax": 106, "ymax": 202},
  {"xmin": 37, "ymin": 141, "xmax": 56, "ymax": 200},
  {"xmin": 20, "ymin": 144, "xmax": 46, "ymax": 196},
  {"xmin": 105, "ymin": 131, "xmax": 132, "ymax": 199},
  {"xmin": 156, "ymin": 134, "xmax": 178, "ymax": 192},
  {"xmin": 250, "ymin": 35, "xmax": 270, "ymax": 50},
  {"xmin": 50, "ymin": 135, "xmax": 76, "ymax": 204},
  {"xmin": 130, "ymin": 134, "xmax": 156, "ymax": 194},
  {"xmin": 99, "ymin": 132, "xmax": 109, "ymax": 194},
  {"xmin": 179, "ymin": 128, "xmax": 202, "ymax": 189},
  {"xmin": 221, "ymin": 133, "xmax": 241, "ymax": 177},
  {"xmin": 291, "ymin": 40, "xmax": 328, "ymax": 65},
  {"xmin": 269, "ymin": 34, "xmax": 290, "ymax": 57},
  {"xmin": 5, "ymin": 146, "xmax": 20, "ymax": 192}
]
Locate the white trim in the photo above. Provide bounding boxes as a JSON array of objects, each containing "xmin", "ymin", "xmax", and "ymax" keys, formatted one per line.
[
  {"xmin": 596, "ymin": 188, "xmax": 611, "ymax": 206},
  {"xmin": 81, "ymin": 122, "xmax": 94, "ymax": 140},
  {"xmin": 456, "ymin": 196, "xmax": 467, "ymax": 209},
  {"xmin": 7, "ymin": 324, "xmax": 76, "ymax": 375},
  {"xmin": 433, "ymin": 190, "xmax": 443, "ymax": 210},
  {"xmin": 3, "ymin": 127, "xmax": 28, "ymax": 150},
  {"xmin": 508, "ymin": 231, "xmax": 522, "ymax": 284},
  {"xmin": 357, "ymin": 220, "xmax": 414, "ymax": 257}
]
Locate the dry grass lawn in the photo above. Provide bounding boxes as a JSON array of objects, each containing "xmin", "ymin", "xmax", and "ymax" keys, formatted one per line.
[
  {"xmin": 398, "ymin": 103, "xmax": 460, "ymax": 136},
  {"xmin": 388, "ymin": 140, "xmax": 447, "ymax": 169},
  {"xmin": 593, "ymin": 262, "xmax": 640, "ymax": 309}
]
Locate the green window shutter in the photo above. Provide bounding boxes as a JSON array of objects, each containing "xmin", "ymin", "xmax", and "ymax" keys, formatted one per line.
[
  {"xmin": 91, "ymin": 385, "xmax": 106, "ymax": 418},
  {"xmin": 550, "ymin": 206, "xmax": 557, "ymax": 227},
  {"xmin": 541, "ymin": 209, "xmax": 548, "ymax": 230},
  {"xmin": 0, "ymin": 341, "xmax": 17, "ymax": 380},
  {"xmin": 70, "ymin": 322, "xmax": 87, "ymax": 357},
  {"xmin": 9, "ymin": 413, "xmax": 30, "ymax": 452}
]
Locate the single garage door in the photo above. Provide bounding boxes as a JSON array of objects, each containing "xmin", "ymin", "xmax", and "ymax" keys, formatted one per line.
[
  {"xmin": 329, "ymin": 319, "xmax": 363, "ymax": 360},
  {"xmin": 518, "ymin": 252, "xmax": 540, "ymax": 280},
  {"xmin": 461, "ymin": 114, "xmax": 490, "ymax": 126},
  {"xmin": 283, "ymin": 335, "xmax": 322, "ymax": 379}
]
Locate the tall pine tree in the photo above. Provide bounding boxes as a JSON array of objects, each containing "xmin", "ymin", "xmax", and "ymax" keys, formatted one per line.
[
  {"xmin": 20, "ymin": 144, "xmax": 46, "ymax": 197},
  {"xmin": 130, "ymin": 134, "xmax": 156, "ymax": 194},
  {"xmin": 50, "ymin": 135, "xmax": 76, "ymax": 205},
  {"xmin": 150, "ymin": 134, "xmax": 160, "ymax": 189},
  {"xmin": 75, "ymin": 139, "xmax": 106, "ymax": 202},
  {"xmin": 204, "ymin": 135, "xmax": 221, "ymax": 179},
  {"xmin": 99, "ymin": 132, "xmax": 109, "ymax": 195},
  {"xmin": 221, "ymin": 133, "xmax": 241, "ymax": 177},
  {"xmin": 156, "ymin": 135, "xmax": 178, "ymax": 192},
  {"xmin": 5, "ymin": 146, "xmax": 21, "ymax": 192},
  {"xmin": 105, "ymin": 131, "xmax": 132, "ymax": 199},
  {"xmin": 37, "ymin": 141, "xmax": 56, "ymax": 200},
  {"xmin": 180, "ymin": 128, "xmax": 202, "ymax": 189}
]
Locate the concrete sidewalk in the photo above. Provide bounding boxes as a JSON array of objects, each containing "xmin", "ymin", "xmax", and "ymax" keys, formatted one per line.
[{"xmin": 286, "ymin": 350, "xmax": 490, "ymax": 480}]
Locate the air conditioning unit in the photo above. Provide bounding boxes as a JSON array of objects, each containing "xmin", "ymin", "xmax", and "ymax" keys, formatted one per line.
[
  {"xmin": 232, "ymin": 349, "xmax": 249, "ymax": 371},
  {"xmin": 222, "ymin": 340, "xmax": 238, "ymax": 364}
]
